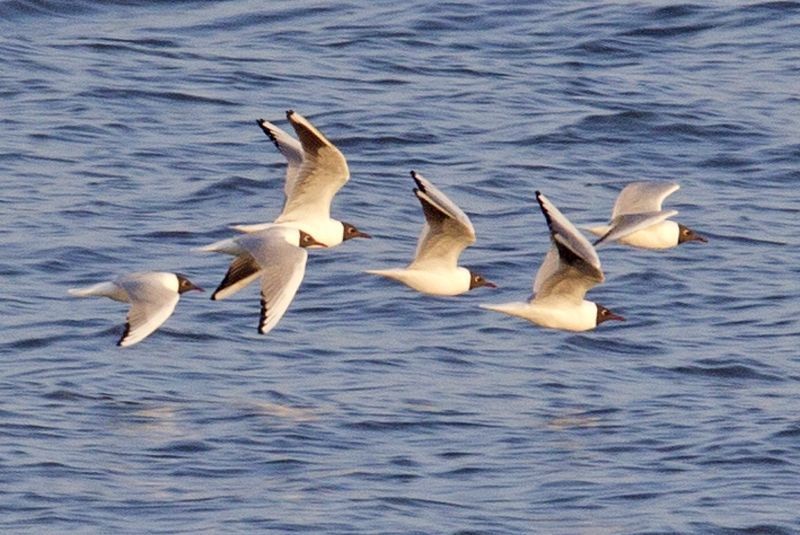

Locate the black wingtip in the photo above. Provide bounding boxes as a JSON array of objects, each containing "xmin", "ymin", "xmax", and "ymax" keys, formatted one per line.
[
  {"xmin": 210, "ymin": 280, "xmax": 229, "ymax": 301},
  {"xmin": 258, "ymin": 296, "xmax": 268, "ymax": 334},
  {"xmin": 286, "ymin": 109, "xmax": 295, "ymax": 119},
  {"xmin": 210, "ymin": 279, "xmax": 228, "ymax": 301},
  {"xmin": 410, "ymin": 170, "xmax": 425, "ymax": 191},
  {"xmin": 117, "ymin": 322, "xmax": 131, "ymax": 347},
  {"xmin": 255, "ymin": 118, "xmax": 279, "ymax": 143},
  {"xmin": 535, "ymin": 191, "xmax": 554, "ymax": 231}
]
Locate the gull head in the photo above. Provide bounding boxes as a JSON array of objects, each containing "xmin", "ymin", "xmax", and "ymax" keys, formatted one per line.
[
  {"xmin": 595, "ymin": 304, "xmax": 624, "ymax": 326},
  {"xmin": 468, "ymin": 271, "xmax": 497, "ymax": 291},
  {"xmin": 175, "ymin": 274, "xmax": 204, "ymax": 294},
  {"xmin": 677, "ymin": 224, "xmax": 707, "ymax": 244},
  {"xmin": 342, "ymin": 222, "xmax": 371, "ymax": 241},
  {"xmin": 299, "ymin": 231, "xmax": 328, "ymax": 248}
]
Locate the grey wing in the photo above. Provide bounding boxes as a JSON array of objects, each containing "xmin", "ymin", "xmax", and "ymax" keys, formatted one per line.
[
  {"xmin": 536, "ymin": 191, "xmax": 603, "ymax": 275},
  {"xmin": 532, "ymin": 251, "xmax": 602, "ymax": 304},
  {"xmin": 533, "ymin": 192, "xmax": 604, "ymax": 303},
  {"xmin": 256, "ymin": 118, "xmax": 304, "ymax": 199},
  {"xmin": 242, "ymin": 231, "xmax": 309, "ymax": 335},
  {"xmin": 117, "ymin": 276, "xmax": 179, "ymax": 347},
  {"xmin": 594, "ymin": 210, "xmax": 678, "ymax": 246},
  {"xmin": 409, "ymin": 171, "xmax": 476, "ymax": 270},
  {"xmin": 279, "ymin": 110, "xmax": 349, "ymax": 221},
  {"xmin": 211, "ymin": 253, "xmax": 263, "ymax": 301},
  {"xmin": 532, "ymin": 247, "xmax": 559, "ymax": 296},
  {"xmin": 612, "ymin": 181, "xmax": 679, "ymax": 218}
]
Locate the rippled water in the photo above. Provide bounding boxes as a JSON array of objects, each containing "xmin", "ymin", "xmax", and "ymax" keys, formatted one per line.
[{"xmin": 2, "ymin": 1, "xmax": 799, "ymax": 533}]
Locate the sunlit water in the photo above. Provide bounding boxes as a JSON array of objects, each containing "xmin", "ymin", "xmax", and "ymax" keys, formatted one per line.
[{"xmin": 1, "ymin": 1, "xmax": 799, "ymax": 533}]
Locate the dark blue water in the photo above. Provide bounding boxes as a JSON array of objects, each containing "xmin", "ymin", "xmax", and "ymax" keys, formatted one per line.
[{"xmin": 2, "ymin": 1, "xmax": 799, "ymax": 533}]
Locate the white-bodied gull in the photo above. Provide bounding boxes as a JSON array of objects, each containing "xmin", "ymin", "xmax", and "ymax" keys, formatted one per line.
[
  {"xmin": 366, "ymin": 170, "xmax": 495, "ymax": 296},
  {"xmin": 198, "ymin": 226, "xmax": 325, "ymax": 335},
  {"xmin": 587, "ymin": 181, "xmax": 706, "ymax": 249},
  {"xmin": 232, "ymin": 110, "xmax": 370, "ymax": 247},
  {"xmin": 68, "ymin": 272, "xmax": 203, "ymax": 346},
  {"xmin": 481, "ymin": 192, "xmax": 623, "ymax": 332}
]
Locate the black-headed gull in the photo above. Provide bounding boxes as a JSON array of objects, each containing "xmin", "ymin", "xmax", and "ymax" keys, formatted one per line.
[
  {"xmin": 232, "ymin": 110, "xmax": 370, "ymax": 247},
  {"xmin": 587, "ymin": 181, "xmax": 707, "ymax": 249},
  {"xmin": 366, "ymin": 170, "xmax": 495, "ymax": 296},
  {"xmin": 68, "ymin": 272, "xmax": 203, "ymax": 346},
  {"xmin": 481, "ymin": 192, "xmax": 623, "ymax": 332},
  {"xmin": 198, "ymin": 226, "xmax": 325, "ymax": 335}
]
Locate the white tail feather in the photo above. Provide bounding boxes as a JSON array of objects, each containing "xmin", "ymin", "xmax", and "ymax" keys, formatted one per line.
[
  {"xmin": 67, "ymin": 281, "xmax": 119, "ymax": 298},
  {"xmin": 194, "ymin": 237, "xmax": 245, "ymax": 255},
  {"xmin": 230, "ymin": 222, "xmax": 274, "ymax": 233}
]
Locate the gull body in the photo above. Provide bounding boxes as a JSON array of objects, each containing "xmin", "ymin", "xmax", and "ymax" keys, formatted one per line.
[
  {"xmin": 232, "ymin": 110, "xmax": 369, "ymax": 247},
  {"xmin": 367, "ymin": 267, "xmax": 476, "ymax": 297},
  {"xmin": 366, "ymin": 170, "xmax": 494, "ymax": 296},
  {"xmin": 587, "ymin": 181, "xmax": 706, "ymax": 249},
  {"xmin": 68, "ymin": 271, "xmax": 202, "ymax": 346},
  {"xmin": 481, "ymin": 192, "xmax": 623, "ymax": 332},
  {"xmin": 485, "ymin": 297, "xmax": 602, "ymax": 332},
  {"xmin": 198, "ymin": 226, "xmax": 325, "ymax": 335}
]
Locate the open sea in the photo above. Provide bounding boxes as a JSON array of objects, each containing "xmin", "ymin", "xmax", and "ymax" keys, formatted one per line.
[{"xmin": 1, "ymin": 1, "xmax": 799, "ymax": 533}]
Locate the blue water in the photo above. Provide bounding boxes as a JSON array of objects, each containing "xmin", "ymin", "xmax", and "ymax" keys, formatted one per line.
[{"xmin": 2, "ymin": 1, "xmax": 799, "ymax": 533}]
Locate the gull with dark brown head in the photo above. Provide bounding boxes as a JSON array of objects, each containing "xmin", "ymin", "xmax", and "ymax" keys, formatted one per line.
[
  {"xmin": 481, "ymin": 192, "xmax": 623, "ymax": 332},
  {"xmin": 198, "ymin": 226, "xmax": 326, "ymax": 335},
  {"xmin": 231, "ymin": 110, "xmax": 370, "ymax": 247},
  {"xmin": 68, "ymin": 271, "xmax": 203, "ymax": 346},
  {"xmin": 587, "ymin": 181, "xmax": 707, "ymax": 249},
  {"xmin": 366, "ymin": 170, "xmax": 495, "ymax": 296}
]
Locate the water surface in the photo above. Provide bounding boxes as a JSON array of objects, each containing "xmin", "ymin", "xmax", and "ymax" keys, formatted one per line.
[{"xmin": 1, "ymin": 1, "xmax": 799, "ymax": 533}]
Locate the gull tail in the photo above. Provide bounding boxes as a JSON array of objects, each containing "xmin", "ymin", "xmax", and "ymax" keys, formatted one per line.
[
  {"xmin": 194, "ymin": 237, "xmax": 244, "ymax": 255},
  {"xmin": 230, "ymin": 222, "xmax": 274, "ymax": 234},
  {"xmin": 479, "ymin": 302, "xmax": 531, "ymax": 318},
  {"xmin": 67, "ymin": 281, "xmax": 119, "ymax": 298},
  {"xmin": 364, "ymin": 269, "xmax": 405, "ymax": 281}
]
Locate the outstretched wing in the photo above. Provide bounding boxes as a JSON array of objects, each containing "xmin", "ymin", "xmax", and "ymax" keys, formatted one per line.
[
  {"xmin": 256, "ymin": 118, "xmax": 304, "ymax": 200},
  {"xmin": 409, "ymin": 170, "xmax": 476, "ymax": 270},
  {"xmin": 277, "ymin": 110, "xmax": 349, "ymax": 222},
  {"xmin": 117, "ymin": 275, "xmax": 180, "ymax": 347},
  {"xmin": 612, "ymin": 181, "xmax": 679, "ymax": 218},
  {"xmin": 211, "ymin": 253, "xmax": 263, "ymax": 301},
  {"xmin": 594, "ymin": 210, "xmax": 678, "ymax": 246},
  {"xmin": 241, "ymin": 229, "xmax": 309, "ymax": 335},
  {"xmin": 533, "ymin": 192, "xmax": 604, "ymax": 304}
]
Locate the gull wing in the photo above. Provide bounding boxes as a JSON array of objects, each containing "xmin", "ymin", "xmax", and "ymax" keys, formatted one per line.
[
  {"xmin": 277, "ymin": 110, "xmax": 349, "ymax": 222},
  {"xmin": 532, "ymin": 192, "xmax": 604, "ymax": 304},
  {"xmin": 594, "ymin": 210, "xmax": 678, "ymax": 246},
  {"xmin": 611, "ymin": 181, "xmax": 679, "ymax": 218},
  {"xmin": 116, "ymin": 274, "xmax": 180, "ymax": 347},
  {"xmin": 256, "ymin": 118, "xmax": 304, "ymax": 200},
  {"xmin": 239, "ymin": 229, "xmax": 309, "ymax": 335},
  {"xmin": 408, "ymin": 170, "xmax": 476, "ymax": 270},
  {"xmin": 532, "ymin": 247, "xmax": 559, "ymax": 296},
  {"xmin": 211, "ymin": 253, "xmax": 263, "ymax": 301}
]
